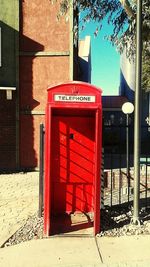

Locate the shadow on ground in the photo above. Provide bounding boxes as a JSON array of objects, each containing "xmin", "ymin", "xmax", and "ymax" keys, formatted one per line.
[{"xmin": 100, "ymin": 198, "xmax": 150, "ymax": 234}]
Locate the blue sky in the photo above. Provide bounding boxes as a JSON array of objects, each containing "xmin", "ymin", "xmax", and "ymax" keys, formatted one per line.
[{"xmin": 79, "ymin": 20, "xmax": 120, "ymax": 96}]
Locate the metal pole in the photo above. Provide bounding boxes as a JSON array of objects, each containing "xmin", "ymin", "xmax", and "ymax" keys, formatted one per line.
[
  {"xmin": 126, "ymin": 114, "xmax": 130, "ymax": 202},
  {"xmin": 39, "ymin": 123, "xmax": 44, "ymax": 217},
  {"xmin": 132, "ymin": 0, "xmax": 142, "ymax": 224}
]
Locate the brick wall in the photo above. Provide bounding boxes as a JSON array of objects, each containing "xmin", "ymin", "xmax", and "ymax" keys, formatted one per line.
[{"xmin": 19, "ymin": 0, "xmax": 71, "ymax": 168}]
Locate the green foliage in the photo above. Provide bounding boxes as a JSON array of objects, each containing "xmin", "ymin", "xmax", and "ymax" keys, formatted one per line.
[
  {"xmin": 142, "ymin": 50, "xmax": 150, "ymax": 92},
  {"xmin": 57, "ymin": 0, "xmax": 150, "ymax": 91},
  {"xmin": 59, "ymin": 1, "xmax": 149, "ymax": 54}
]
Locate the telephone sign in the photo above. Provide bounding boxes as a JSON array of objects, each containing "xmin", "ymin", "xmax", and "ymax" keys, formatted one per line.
[{"xmin": 54, "ymin": 94, "xmax": 96, "ymax": 102}]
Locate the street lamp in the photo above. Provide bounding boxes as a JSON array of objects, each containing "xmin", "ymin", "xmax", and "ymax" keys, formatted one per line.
[{"xmin": 122, "ymin": 102, "xmax": 134, "ymax": 202}]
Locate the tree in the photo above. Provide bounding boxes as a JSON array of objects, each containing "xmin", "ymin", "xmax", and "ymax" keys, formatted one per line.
[
  {"xmin": 57, "ymin": 0, "xmax": 150, "ymax": 90},
  {"xmin": 142, "ymin": 50, "xmax": 150, "ymax": 92}
]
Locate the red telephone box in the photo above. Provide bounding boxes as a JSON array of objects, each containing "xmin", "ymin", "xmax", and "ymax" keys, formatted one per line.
[{"xmin": 44, "ymin": 81, "xmax": 102, "ymax": 236}]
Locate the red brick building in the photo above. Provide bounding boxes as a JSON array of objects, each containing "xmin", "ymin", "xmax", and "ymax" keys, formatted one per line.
[{"xmin": 0, "ymin": 0, "xmax": 76, "ymax": 170}]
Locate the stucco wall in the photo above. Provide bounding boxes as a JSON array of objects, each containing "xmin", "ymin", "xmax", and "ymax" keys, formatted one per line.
[
  {"xmin": 0, "ymin": 0, "xmax": 19, "ymax": 169},
  {"xmin": 19, "ymin": 0, "xmax": 71, "ymax": 168},
  {"xmin": 0, "ymin": 0, "xmax": 72, "ymax": 169}
]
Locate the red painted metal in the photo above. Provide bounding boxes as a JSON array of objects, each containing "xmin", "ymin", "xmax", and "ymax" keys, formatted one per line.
[{"xmin": 44, "ymin": 81, "xmax": 102, "ymax": 235}]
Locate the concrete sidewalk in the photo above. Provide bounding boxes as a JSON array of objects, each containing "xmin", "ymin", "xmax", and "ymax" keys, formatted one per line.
[
  {"xmin": 0, "ymin": 172, "xmax": 150, "ymax": 267},
  {"xmin": 0, "ymin": 235, "xmax": 150, "ymax": 267}
]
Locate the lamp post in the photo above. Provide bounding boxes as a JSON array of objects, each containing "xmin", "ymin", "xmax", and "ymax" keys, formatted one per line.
[
  {"xmin": 132, "ymin": 0, "xmax": 142, "ymax": 225},
  {"xmin": 122, "ymin": 102, "xmax": 134, "ymax": 202}
]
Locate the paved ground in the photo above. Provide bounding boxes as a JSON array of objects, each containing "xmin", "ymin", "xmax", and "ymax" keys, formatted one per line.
[
  {"xmin": 0, "ymin": 171, "xmax": 150, "ymax": 267},
  {"xmin": 0, "ymin": 235, "xmax": 150, "ymax": 267},
  {"xmin": 0, "ymin": 172, "xmax": 39, "ymax": 247}
]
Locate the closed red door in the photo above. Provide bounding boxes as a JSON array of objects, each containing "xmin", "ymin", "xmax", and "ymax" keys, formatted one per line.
[{"xmin": 51, "ymin": 114, "xmax": 95, "ymax": 215}]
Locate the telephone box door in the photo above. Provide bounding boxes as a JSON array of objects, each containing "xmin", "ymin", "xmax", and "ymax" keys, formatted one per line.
[{"xmin": 51, "ymin": 114, "xmax": 95, "ymax": 215}]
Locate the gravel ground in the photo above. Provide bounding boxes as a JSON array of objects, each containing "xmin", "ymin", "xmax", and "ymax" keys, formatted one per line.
[
  {"xmin": 3, "ymin": 206, "xmax": 150, "ymax": 247},
  {"xmin": 99, "ymin": 206, "xmax": 150, "ymax": 237},
  {"xmin": 3, "ymin": 214, "xmax": 44, "ymax": 247}
]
